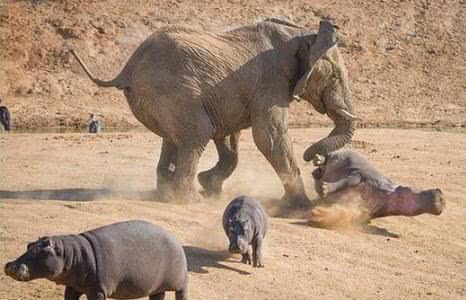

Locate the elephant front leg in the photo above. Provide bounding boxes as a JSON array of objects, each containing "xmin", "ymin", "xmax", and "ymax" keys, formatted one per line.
[
  {"xmin": 252, "ymin": 112, "xmax": 310, "ymax": 208},
  {"xmin": 156, "ymin": 139, "xmax": 178, "ymax": 199},
  {"xmin": 172, "ymin": 145, "xmax": 206, "ymax": 203},
  {"xmin": 198, "ymin": 132, "xmax": 240, "ymax": 196}
]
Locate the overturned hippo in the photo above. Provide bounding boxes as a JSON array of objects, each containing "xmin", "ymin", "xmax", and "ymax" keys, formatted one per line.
[
  {"xmin": 4, "ymin": 220, "xmax": 188, "ymax": 300},
  {"xmin": 223, "ymin": 196, "xmax": 268, "ymax": 267},
  {"xmin": 311, "ymin": 149, "xmax": 445, "ymax": 220}
]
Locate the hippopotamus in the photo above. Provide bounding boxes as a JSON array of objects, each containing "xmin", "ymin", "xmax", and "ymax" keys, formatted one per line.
[
  {"xmin": 311, "ymin": 149, "xmax": 445, "ymax": 220},
  {"xmin": 222, "ymin": 196, "xmax": 268, "ymax": 268},
  {"xmin": 4, "ymin": 220, "xmax": 188, "ymax": 300}
]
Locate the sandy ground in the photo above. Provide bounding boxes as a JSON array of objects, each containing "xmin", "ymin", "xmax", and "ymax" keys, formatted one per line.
[{"xmin": 0, "ymin": 128, "xmax": 465, "ymax": 299}]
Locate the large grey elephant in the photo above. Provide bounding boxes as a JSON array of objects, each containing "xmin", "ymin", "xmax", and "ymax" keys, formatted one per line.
[{"xmin": 71, "ymin": 19, "xmax": 357, "ymax": 207}]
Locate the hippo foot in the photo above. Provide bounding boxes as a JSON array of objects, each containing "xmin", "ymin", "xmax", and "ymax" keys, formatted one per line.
[
  {"xmin": 282, "ymin": 193, "xmax": 312, "ymax": 209},
  {"xmin": 321, "ymin": 181, "xmax": 330, "ymax": 198},
  {"xmin": 197, "ymin": 172, "xmax": 223, "ymax": 196},
  {"xmin": 253, "ymin": 259, "xmax": 264, "ymax": 268},
  {"xmin": 241, "ymin": 253, "xmax": 252, "ymax": 265},
  {"xmin": 313, "ymin": 154, "xmax": 326, "ymax": 166}
]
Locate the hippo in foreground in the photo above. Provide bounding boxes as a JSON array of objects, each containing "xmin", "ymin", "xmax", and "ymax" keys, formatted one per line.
[
  {"xmin": 311, "ymin": 149, "xmax": 445, "ymax": 222},
  {"xmin": 223, "ymin": 196, "xmax": 268, "ymax": 267},
  {"xmin": 4, "ymin": 220, "xmax": 188, "ymax": 300}
]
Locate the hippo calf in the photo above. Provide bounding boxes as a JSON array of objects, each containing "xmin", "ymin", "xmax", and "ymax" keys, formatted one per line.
[
  {"xmin": 223, "ymin": 196, "xmax": 267, "ymax": 267},
  {"xmin": 311, "ymin": 149, "xmax": 445, "ymax": 220},
  {"xmin": 4, "ymin": 220, "xmax": 188, "ymax": 300}
]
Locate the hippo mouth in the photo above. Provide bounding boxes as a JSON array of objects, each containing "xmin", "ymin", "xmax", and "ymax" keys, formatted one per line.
[
  {"xmin": 228, "ymin": 245, "xmax": 241, "ymax": 254},
  {"xmin": 4, "ymin": 263, "xmax": 30, "ymax": 281}
]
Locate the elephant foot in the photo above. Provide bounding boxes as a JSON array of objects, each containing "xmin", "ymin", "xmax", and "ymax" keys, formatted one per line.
[
  {"xmin": 282, "ymin": 193, "xmax": 312, "ymax": 209},
  {"xmin": 198, "ymin": 171, "xmax": 223, "ymax": 196},
  {"xmin": 156, "ymin": 185, "xmax": 202, "ymax": 204}
]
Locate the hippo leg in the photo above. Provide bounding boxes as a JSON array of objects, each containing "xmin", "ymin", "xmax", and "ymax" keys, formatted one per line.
[
  {"xmin": 241, "ymin": 246, "xmax": 252, "ymax": 265},
  {"xmin": 321, "ymin": 173, "xmax": 362, "ymax": 197},
  {"xmin": 149, "ymin": 292, "xmax": 165, "ymax": 300},
  {"xmin": 175, "ymin": 288, "xmax": 188, "ymax": 300},
  {"xmin": 252, "ymin": 236, "xmax": 264, "ymax": 268},
  {"xmin": 86, "ymin": 290, "xmax": 106, "ymax": 300},
  {"xmin": 64, "ymin": 286, "xmax": 83, "ymax": 300},
  {"xmin": 198, "ymin": 132, "xmax": 240, "ymax": 196},
  {"xmin": 371, "ymin": 187, "xmax": 445, "ymax": 219}
]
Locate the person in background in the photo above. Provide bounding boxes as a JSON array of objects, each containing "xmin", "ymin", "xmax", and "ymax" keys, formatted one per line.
[
  {"xmin": 0, "ymin": 98, "xmax": 11, "ymax": 132},
  {"xmin": 87, "ymin": 113, "xmax": 102, "ymax": 133}
]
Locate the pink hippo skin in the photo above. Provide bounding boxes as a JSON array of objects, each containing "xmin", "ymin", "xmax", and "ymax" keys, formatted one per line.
[{"xmin": 311, "ymin": 149, "xmax": 445, "ymax": 220}]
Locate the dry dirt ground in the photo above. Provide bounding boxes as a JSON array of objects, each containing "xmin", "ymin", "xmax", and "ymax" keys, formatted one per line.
[
  {"xmin": 1, "ymin": 0, "xmax": 466, "ymax": 129},
  {"xmin": 0, "ymin": 128, "xmax": 465, "ymax": 299}
]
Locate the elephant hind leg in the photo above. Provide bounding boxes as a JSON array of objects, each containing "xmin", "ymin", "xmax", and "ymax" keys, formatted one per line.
[
  {"xmin": 172, "ymin": 143, "xmax": 206, "ymax": 203},
  {"xmin": 156, "ymin": 139, "xmax": 178, "ymax": 198},
  {"xmin": 198, "ymin": 131, "xmax": 240, "ymax": 195}
]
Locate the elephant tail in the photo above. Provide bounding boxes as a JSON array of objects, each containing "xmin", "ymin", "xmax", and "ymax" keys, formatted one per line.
[{"xmin": 70, "ymin": 49, "xmax": 124, "ymax": 89}]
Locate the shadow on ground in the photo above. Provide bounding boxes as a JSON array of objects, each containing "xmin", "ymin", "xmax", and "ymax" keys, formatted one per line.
[
  {"xmin": 290, "ymin": 220, "xmax": 400, "ymax": 238},
  {"xmin": 0, "ymin": 188, "xmax": 158, "ymax": 202},
  {"xmin": 183, "ymin": 246, "xmax": 251, "ymax": 275}
]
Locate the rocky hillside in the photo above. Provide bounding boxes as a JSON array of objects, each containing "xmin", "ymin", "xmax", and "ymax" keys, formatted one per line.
[{"xmin": 1, "ymin": 0, "xmax": 465, "ymax": 129}]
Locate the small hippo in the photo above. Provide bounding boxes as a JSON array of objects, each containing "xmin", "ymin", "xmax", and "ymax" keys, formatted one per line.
[
  {"xmin": 222, "ymin": 196, "xmax": 267, "ymax": 268},
  {"xmin": 4, "ymin": 220, "xmax": 188, "ymax": 300},
  {"xmin": 311, "ymin": 149, "xmax": 445, "ymax": 220}
]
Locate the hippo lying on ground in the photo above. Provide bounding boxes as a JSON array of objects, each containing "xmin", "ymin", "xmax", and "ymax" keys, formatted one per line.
[
  {"xmin": 311, "ymin": 149, "xmax": 445, "ymax": 220},
  {"xmin": 223, "ymin": 196, "xmax": 268, "ymax": 267},
  {"xmin": 4, "ymin": 220, "xmax": 188, "ymax": 300}
]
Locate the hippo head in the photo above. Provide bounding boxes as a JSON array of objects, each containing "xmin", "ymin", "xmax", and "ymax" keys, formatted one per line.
[
  {"xmin": 4, "ymin": 237, "xmax": 65, "ymax": 282},
  {"xmin": 392, "ymin": 186, "xmax": 445, "ymax": 216},
  {"xmin": 416, "ymin": 188, "xmax": 445, "ymax": 215},
  {"xmin": 226, "ymin": 217, "xmax": 251, "ymax": 255}
]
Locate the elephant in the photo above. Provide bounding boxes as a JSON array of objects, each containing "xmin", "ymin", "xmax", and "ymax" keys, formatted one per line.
[{"xmin": 70, "ymin": 18, "xmax": 358, "ymax": 207}]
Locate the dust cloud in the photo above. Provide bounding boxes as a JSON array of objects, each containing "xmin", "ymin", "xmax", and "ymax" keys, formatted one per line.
[{"xmin": 308, "ymin": 193, "xmax": 370, "ymax": 230}]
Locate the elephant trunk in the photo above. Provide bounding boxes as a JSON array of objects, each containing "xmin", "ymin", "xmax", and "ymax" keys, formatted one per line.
[{"xmin": 303, "ymin": 118, "xmax": 355, "ymax": 162}]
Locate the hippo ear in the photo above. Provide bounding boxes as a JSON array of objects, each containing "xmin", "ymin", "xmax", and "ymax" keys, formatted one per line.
[
  {"xmin": 27, "ymin": 242, "xmax": 35, "ymax": 250},
  {"xmin": 42, "ymin": 238, "xmax": 53, "ymax": 247}
]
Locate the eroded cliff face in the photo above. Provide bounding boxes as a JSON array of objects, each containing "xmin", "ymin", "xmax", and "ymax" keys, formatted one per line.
[{"xmin": 1, "ymin": 0, "xmax": 465, "ymax": 129}]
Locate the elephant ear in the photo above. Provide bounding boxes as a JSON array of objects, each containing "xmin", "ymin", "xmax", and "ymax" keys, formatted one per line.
[{"xmin": 293, "ymin": 20, "xmax": 339, "ymax": 98}]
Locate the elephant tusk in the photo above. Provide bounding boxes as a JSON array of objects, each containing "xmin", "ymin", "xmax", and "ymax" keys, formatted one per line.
[{"xmin": 336, "ymin": 108, "xmax": 361, "ymax": 121}]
